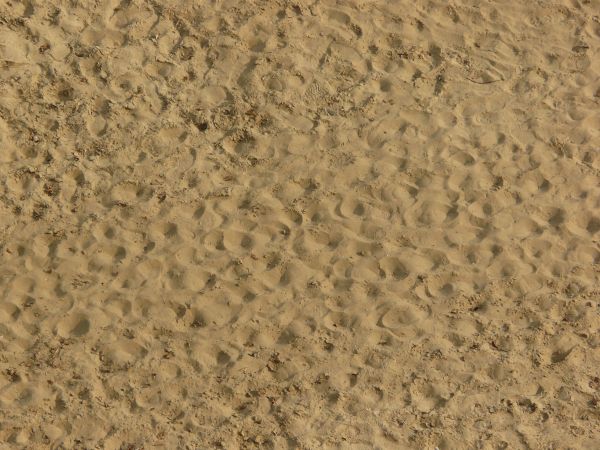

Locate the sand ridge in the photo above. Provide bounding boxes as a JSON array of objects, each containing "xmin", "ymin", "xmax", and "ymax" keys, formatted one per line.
[{"xmin": 0, "ymin": 0, "xmax": 599, "ymax": 448}]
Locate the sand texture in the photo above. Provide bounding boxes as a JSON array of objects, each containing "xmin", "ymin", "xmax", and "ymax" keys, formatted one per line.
[{"xmin": 1, "ymin": 0, "xmax": 599, "ymax": 448}]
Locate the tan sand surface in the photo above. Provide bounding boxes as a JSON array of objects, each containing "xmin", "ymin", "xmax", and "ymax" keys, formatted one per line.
[{"xmin": 0, "ymin": 0, "xmax": 599, "ymax": 448}]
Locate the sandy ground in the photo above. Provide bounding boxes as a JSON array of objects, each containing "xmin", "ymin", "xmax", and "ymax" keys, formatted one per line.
[{"xmin": 0, "ymin": 0, "xmax": 599, "ymax": 448}]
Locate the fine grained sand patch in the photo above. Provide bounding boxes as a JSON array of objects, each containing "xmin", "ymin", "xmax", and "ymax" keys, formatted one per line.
[{"xmin": 0, "ymin": 0, "xmax": 599, "ymax": 448}]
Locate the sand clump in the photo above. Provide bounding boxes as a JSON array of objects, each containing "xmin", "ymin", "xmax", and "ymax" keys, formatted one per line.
[{"xmin": 0, "ymin": 0, "xmax": 599, "ymax": 448}]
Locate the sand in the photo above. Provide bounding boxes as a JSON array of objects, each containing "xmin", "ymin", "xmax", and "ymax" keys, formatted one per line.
[{"xmin": 0, "ymin": 0, "xmax": 599, "ymax": 448}]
